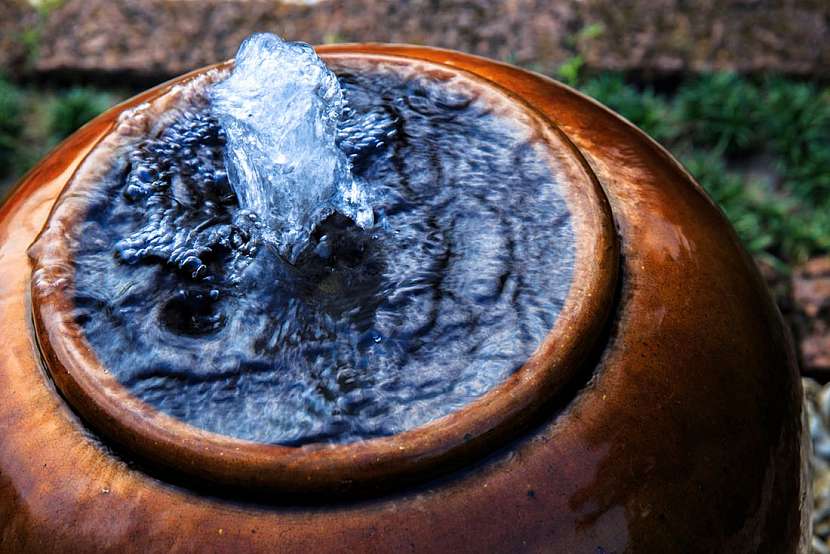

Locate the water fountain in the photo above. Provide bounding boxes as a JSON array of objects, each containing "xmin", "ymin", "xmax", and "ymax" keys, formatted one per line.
[{"xmin": 0, "ymin": 35, "xmax": 810, "ymax": 552}]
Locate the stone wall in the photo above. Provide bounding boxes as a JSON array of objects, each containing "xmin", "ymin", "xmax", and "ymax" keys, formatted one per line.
[{"xmin": 2, "ymin": 0, "xmax": 828, "ymax": 82}]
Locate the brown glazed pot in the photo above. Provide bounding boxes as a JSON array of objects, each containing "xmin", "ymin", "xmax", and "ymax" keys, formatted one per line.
[{"xmin": 0, "ymin": 45, "xmax": 810, "ymax": 552}]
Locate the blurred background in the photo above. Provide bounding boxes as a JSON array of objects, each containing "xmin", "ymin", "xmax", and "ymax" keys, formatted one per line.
[{"xmin": 1, "ymin": 0, "xmax": 829, "ymax": 548}]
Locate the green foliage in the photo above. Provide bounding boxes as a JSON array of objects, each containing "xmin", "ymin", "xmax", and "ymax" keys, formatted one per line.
[
  {"xmin": 0, "ymin": 81, "xmax": 119, "ymax": 185},
  {"xmin": 764, "ymin": 79, "xmax": 828, "ymax": 162},
  {"xmin": 682, "ymin": 151, "xmax": 830, "ymax": 268},
  {"xmin": 572, "ymin": 67, "xmax": 830, "ymax": 268},
  {"xmin": 556, "ymin": 56, "xmax": 584, "ymax": 88},
  {"xmin": 20, "ymin": 0, "xmax": 64, "ymax": 69},
  {"xmin": 676, "ymin": 73, "xmax": 764, "ymax": 156},
  {"xmin": 29, "ymin": 0, "xmax": 65, "ymax": 15},
  {"xmin": 557, "ymin": 22, "xmax": 603, "ymax": 87},
  {"xmin": 0, "ymin": 76, "xmax": 24, "ymax": 178},
  {"xmin": 763, "ymin": 79, "xmax": 830, "ymax": 204},
  {"xmin": 576, "ymin": 23, "xmax": 605, "ymax": 43},
  {"xmin": 19, "ymin": 26, "xmax": 42, "ymax": 67},
  {"xmin": 683, "ymin": 153, "xmax": 774, "ymax": 252},
  {"xmin": 782, "ymin": 140, "xmax": 830, "ymax": 206},
  {"xmin": 580, "ymin": 73, "xmax": 677, "ymax": 143},
  {"xmin": 47, "ymin": 88, "xmax": 113, "ymax": 141}
]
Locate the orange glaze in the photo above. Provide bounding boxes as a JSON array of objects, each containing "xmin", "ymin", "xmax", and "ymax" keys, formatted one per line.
[{"xmin": 0, "ymin": 45, "xmax": 809, "ymax": 553}]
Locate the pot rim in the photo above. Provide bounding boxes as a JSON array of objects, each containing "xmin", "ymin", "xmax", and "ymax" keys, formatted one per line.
[{"xmin": 28, "ymin": 47, "xmax": 619, "ymax": 494}]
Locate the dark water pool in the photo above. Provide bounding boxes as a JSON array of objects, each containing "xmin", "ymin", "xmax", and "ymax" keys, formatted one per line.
[{"xmin": 71, "ymin": 65, "xmax": 575, "ymax": 445}]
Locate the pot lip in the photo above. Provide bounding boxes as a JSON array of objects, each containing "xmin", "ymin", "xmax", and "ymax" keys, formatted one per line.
[{"xmin": 27, "ymin": 46, "xmax": 619, "ymax": 495}]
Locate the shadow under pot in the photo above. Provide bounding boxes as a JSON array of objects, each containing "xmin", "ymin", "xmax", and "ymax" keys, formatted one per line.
[{"xmin": 0, "ymin": 45, "xmax": 809, "ymax": 553}]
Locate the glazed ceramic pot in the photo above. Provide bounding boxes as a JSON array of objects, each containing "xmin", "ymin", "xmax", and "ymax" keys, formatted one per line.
[{"xmin": 0, "ymin": 45, "xmax": 810, "ymax": 553}]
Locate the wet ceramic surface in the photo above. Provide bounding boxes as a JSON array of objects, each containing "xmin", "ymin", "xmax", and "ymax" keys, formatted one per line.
[{"xmin": 0, "ymin": 45, "xmax": 808, "ymax": 552}]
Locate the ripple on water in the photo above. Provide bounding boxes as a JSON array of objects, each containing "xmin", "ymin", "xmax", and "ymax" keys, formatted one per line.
[{"xmin": 71, "ymin": 65, "xmax": 576, "ymax": 445}]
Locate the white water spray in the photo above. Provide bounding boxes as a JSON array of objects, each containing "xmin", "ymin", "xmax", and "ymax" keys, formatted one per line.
[{"xmin": 211, "ymin": 33, "xmax": 373, "ymax": 261}]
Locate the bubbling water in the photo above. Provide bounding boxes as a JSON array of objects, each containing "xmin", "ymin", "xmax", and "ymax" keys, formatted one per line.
[
  {"xmin": 212, "ymin": 33, "xmax": 374, "ymax": 262},
  {"xmin": 71, "ymin": 53, "xmax": 576, "ymax": 445}
]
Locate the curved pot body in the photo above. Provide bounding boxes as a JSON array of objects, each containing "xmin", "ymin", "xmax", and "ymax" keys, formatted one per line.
[{"xmin": 0, "ymin": 45, "xmax": 809, "ymax": 553}]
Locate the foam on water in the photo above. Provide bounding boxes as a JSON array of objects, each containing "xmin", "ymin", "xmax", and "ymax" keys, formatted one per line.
[{"xmin": 211, "ymin": 33, "xmax": 373, "ymax": 261}]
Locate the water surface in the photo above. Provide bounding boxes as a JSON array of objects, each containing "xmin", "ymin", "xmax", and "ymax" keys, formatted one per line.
[{"xmin": 71, "ymin": 64, "xmax": 575, "ymax": 444}]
